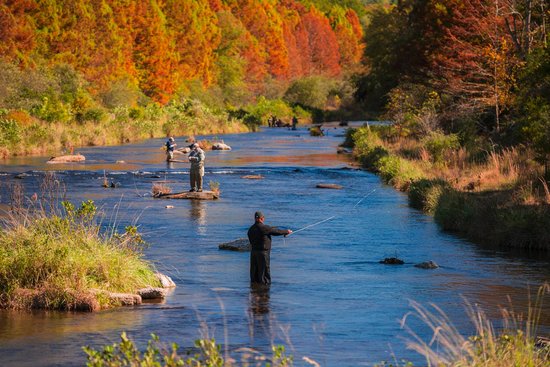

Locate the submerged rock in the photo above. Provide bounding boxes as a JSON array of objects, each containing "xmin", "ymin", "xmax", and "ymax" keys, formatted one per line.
[
  {"xmin": 380, "ymin": 257, "xmax": 404, "ymax": 265},
  {"xmin": 414, "ymin": 261, "xmax": 439, "ymax": 269},
  {"xmin": 316, "ymin": 183, "xmax": 343, "ymax": 189},
  {"xmin": 219, "ymin": 238, "xmax": 251, "ymax": 252},
  {"xmin": 47, "ymin": 154, "xmax": 86, "ymax": 164}
]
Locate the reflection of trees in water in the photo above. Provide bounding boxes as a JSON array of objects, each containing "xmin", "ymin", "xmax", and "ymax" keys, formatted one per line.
[{"xmin": 190, "ymin": 200, "xmax": 207, "ymax": 233}]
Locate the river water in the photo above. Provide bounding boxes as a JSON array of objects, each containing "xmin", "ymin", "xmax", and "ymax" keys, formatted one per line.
[{"xmin": 0, "ymin": 127, "xmax": 549, "ymax": 366}]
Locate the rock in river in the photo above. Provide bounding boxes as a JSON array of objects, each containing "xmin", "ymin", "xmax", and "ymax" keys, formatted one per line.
[
  {"xmin": 219, "ymin": 238, "xmax": 251, "ymax": 252},
  {"xmin": 380, "ymin": 257, "xmax": 404, "ymax": 265},
  {"xmin": 414, "ymin": 260, "xmax": 439, "ymax": 269},
  {"xmin": 316, "ymin": 183, "xmax": 343, "ymax": 189},
  {"xmin": 212, "ymin": 142, "xmax": 232, "ymax": 150}
]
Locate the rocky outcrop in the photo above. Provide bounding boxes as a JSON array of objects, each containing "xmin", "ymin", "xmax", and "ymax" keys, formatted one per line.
[
  {"xmin": 316, "ymin": 183, "xmax": 343, "ymax": 189},
  {"xmin": 211, "ymin": 142, "xmax": 232, "ymax": 150},
  {"xmin": 414, "ymin": 261, "xmax": 439, "ymax": 269},
  {"xmin": 46, "ymin": 154, "xmax": 86, "ymax": 164},
  {"xmin": 219, "ymin": 238, "xmax": 251, "ymax": 252}
]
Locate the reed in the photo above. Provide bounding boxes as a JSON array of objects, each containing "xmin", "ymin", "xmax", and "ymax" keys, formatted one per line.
[{"xmin": 401, "ymin": 283, "xmax": 550, "ymax": 367}]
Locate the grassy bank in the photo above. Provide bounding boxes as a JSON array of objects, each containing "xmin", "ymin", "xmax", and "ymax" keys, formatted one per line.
[
  {"xmin": 0, "ymin": 188, "xmax": 161, "ymax": 311},
  {"xmin": 346, "ymin": 126, "xmax": 550, "ymax": 250},
  {"xmin": 0, "ymin": 102, "xmax": 248, "ymax": 159}
]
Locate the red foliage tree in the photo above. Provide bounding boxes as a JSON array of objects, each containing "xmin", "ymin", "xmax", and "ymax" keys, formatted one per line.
[{"xmin": 0, "ymin": 0, "xmax": 36, "ymax": 65}]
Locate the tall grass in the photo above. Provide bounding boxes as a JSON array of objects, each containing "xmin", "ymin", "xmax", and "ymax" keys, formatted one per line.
[
  {"xmin": 401, "ymin": 283, "xmax": 550, "ymax": 367},
  {"xmin": 84, "ymin": 333, "xmax": 295, "ymax": 367},
  {"xmin": 0, "ymin": 177, "xmax": 160, "ymax": 310}
]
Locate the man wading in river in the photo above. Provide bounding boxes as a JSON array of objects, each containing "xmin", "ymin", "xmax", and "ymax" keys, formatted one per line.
[
  {"xmin": 188, "ymin": 143, "xmax": 205, "ymax": 192},
  {"xmin": 248, "ymin": 211, "xmax": 292, "ymax": 285}
]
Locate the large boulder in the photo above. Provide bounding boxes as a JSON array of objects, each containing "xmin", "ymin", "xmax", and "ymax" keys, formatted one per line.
[
  {"xmin": 219, "ymin": 238, "xmax": 251, "ymax": 252},
  {"xmin": 211, "ymin": 142, "xmax": 232, "ymax": 150},
  {"xmin": 47, "ymin": 154, "xmax": 86, "ymax": 164}
]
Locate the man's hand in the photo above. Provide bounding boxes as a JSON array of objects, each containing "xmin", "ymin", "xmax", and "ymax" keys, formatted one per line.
[{"xmin": 284, "ymin": 229, "xmax": 293, "ymax": 237}]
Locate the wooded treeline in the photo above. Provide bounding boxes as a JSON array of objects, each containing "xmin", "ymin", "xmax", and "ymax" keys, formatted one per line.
[
  {"xmin": 0, "ymin": 0, "xmax": 364, "ymax": 104},
  {"xmin": 357, "ymin": 0, "xmax": 550, "ymax": 166}
]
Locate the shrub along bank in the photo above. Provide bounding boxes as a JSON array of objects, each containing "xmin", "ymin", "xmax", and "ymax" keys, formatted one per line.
[
  {"xmin": 0, "ymin": 199, "xmax": 161, "ymax": 311},
  {"xmin": 346, "ymin": 126, "xmax": 550, "ymax": 250}
]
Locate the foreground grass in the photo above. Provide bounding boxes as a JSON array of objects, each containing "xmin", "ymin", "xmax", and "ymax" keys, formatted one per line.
[
  {"xmin": 347, "ymin": 126, "xmax": 550, "ymax": 250},
  {"xmin": 84, "ymin": 284, "xmax": 550, "ymax": 366},
  {"xmin": 0, "ymin": 199, "xmax": 160, "ymax": 310}
]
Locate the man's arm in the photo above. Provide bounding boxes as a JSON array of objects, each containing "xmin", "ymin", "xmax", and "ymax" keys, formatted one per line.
[{"xmin": 264, "ymin": 225, "xmax": 292, "ymax": 236}]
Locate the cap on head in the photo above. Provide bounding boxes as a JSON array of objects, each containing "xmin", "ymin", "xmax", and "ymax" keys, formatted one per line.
[
  {"xmin": 254, "ymin": 211, "xmax": 264, "ymax": 220},
  {"xmin": 192, "ymin": 143, "xmax": 199, "ymax": 148},
  {"xmin": 169, "ymin": 137, "xmax": 175, "ymax": 141}
]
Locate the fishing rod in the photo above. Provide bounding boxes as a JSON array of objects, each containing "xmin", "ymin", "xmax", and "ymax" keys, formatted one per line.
[{"xmin": 287, "ymin": 188, "xmax": 377, "ymax": 236}]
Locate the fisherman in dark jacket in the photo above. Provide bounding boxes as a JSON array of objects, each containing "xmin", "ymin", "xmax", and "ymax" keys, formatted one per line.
[{"xmin": 247, "ymin": 211, "xmax": 292, "ymax": 285}]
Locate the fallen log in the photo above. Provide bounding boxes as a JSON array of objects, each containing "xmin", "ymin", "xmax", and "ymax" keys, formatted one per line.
[
  {"xmin": 241, "ymin": 175, "xmax": 264, "ymax": 179},
  {"xmin": 155, "ymin": 190, "xmax": 219, "ymax": 200}
]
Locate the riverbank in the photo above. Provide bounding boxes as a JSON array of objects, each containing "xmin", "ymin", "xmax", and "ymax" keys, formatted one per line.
[
  {"xmin": 346, "ymin": 126, "xmax": 550, "ymax": 250},
  {"xmin": 0, "ymin": 105, "xmax": 248, "ymax": 159},
  {"xmin": 0, "ymin": 196, "xmax": 169, "ymax": 311}
]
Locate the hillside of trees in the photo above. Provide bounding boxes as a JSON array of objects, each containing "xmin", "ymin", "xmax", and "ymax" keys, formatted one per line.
[{"xmin": 357, "ymin": 0, "xmax": 550, "ymax": 170}]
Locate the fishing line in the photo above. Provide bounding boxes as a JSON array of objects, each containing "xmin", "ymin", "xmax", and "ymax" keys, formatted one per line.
[{"xmin": 287, "ymin": 188, "xmax": 376, "ymax": 236}]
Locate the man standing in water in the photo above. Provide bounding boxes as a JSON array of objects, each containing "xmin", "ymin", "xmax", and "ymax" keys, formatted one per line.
[
  {"xmin": 165, "ymin": 137, "xmax": 177, "ymax": 161},
  {"xmin": 188, "ymin": 143, "xmax": 205, "ymax": 192},
  {"xmin": 247, "ymin": 211, "xmax": 292, "ymax": 285}
]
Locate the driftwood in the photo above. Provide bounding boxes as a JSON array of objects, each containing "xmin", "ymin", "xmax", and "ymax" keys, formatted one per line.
[
  {"xmin": 241, "ymin": 175, "xmax": 264, "ymax": 179},
  {"xmin": 46, "ymin": 154, "xmax": 86, "ymax": 164},
  {"xmin": 219, "ymin": 238, "xmax": 250, "ymax": 252},
  {"xmin": 316, "ymin": 183, "xmax": 343, "ymax": 189},
  {"xmin": 155, "ymin": 190, "xmax": 220, "ymax": 200}
]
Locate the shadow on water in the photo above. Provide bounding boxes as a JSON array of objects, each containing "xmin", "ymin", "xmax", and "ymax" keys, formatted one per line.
[{"xmin": 0, "ymin": 127, "xmax": 549, "ymax": 366}]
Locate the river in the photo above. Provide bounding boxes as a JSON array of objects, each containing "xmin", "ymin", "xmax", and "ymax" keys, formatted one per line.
[{"xmin": 0, "ymin": 127, "xmax": 549, "ymax": 366}]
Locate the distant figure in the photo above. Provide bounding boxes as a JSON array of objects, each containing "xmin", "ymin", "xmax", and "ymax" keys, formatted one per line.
[
  {"xmin": 188, "ymin": 143, "xmax": 205, "ymax": 192},
  {"xmin": 247, "ymin": 211, "xmax": 292, "ymax": 285},
  {"xmin": 291, "ymin": 116, "xmax": 298, "ymax": 130},
  {"xmin": 165, "ymin": 137, "xmax": 177, "ymax": 161}
]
